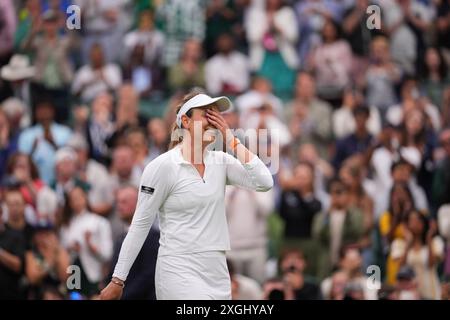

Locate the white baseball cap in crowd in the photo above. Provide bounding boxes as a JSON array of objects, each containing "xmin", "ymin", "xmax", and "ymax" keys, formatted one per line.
[{"xmin": 176, "ymin": 94, "xmax": 232, "ymax": 128}]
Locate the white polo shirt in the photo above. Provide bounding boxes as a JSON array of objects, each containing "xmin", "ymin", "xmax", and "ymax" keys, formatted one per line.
[
  {"xmin": 113, "ymin": 145, "xmax": 273, "ymax": 281},
  {"xmin": 60, "ymin": 210, "xmax": 113, "ymax": 283}
]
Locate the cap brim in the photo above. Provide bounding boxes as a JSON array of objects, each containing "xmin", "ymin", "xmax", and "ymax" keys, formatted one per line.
[
  {"xmin": 1, "ymin": 67, "xmax": 35, "ymax": 81},
  {"xmin": 176, "ymin": 94, "xmax": 233, "ymax": 128},
  {"xmin": 192, "ymin": 96, "xmax": 232, "ymax": 113},
  {"xmin": 210, "ymin": 96, "xmax": 232, "ymax": 112}
]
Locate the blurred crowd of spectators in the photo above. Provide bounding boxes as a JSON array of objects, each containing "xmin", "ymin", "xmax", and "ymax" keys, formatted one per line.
[{"xmin": 0, "ymin": 0, "xmax": 450, "ymax": 300}]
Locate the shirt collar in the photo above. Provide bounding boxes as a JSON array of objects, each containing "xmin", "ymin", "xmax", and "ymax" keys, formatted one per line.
[{"xmin": 171, "ymin": 144, "xmax": 213, "ymax": 166}]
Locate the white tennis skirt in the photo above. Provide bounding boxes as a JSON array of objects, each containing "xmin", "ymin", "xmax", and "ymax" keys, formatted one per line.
[{"xmin": 155, "ymin": 250, "xmax": 231, "ymax": 300}]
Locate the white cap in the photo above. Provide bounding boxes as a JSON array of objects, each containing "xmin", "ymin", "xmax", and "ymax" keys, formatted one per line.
[
  {"xmin": 1, "ymin": 54, "xmax": 35, "ymax": 81},
  {"xmin": 55, "ymin": 147, "xmax": 77, "ymax": 164},
  {"xmin": 176, "ymin": 94, "xmax": 232, "ymax": 128}
]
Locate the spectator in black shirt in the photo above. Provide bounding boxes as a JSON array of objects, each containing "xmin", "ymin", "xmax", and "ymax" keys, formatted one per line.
[
  {"xmin": 2, "ymin": 187, "xmax": 33, "ymax": 249},
  {"xmin": 342, "ymin": 0, "xmax": 378, "ymax": 87},
  {"xmin": 0, "ymin": 223, "xmax": 26, "ymax": 299},
  {"xmin": 25, "ymin": 223, "xmax": 70, "ymax": 300},
  {"xmin": 0, "ymin": 187, "xmax": 29, "ymax": 299},
  {"xmin": 279, "ymin": 248, "xmax": 322, "ymax": 300},
  {"xmin": 333, "ymin": 105, "xmax": 373, "ymax": 170},
  {"xmin": 279, "ymin": 162, "xmax": 322, "ymax": 276},
  {"xmin": 342, "ymin": 0, "xmax": 373, "ymax": 58}
]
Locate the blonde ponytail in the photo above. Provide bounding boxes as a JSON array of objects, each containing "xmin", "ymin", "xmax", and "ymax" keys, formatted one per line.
[
  {"xmin": 169, "ymin": 121, "xmax": 183, "ymax": 149},
  {"xmin": 168, "ymin": 88, "xmax": 206, "ymax": 149}
]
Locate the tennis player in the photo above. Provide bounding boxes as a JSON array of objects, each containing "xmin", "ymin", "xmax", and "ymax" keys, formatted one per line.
[{"xmin": 100, "ymin": 90, "xmax": 273, "ymax": 300}]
